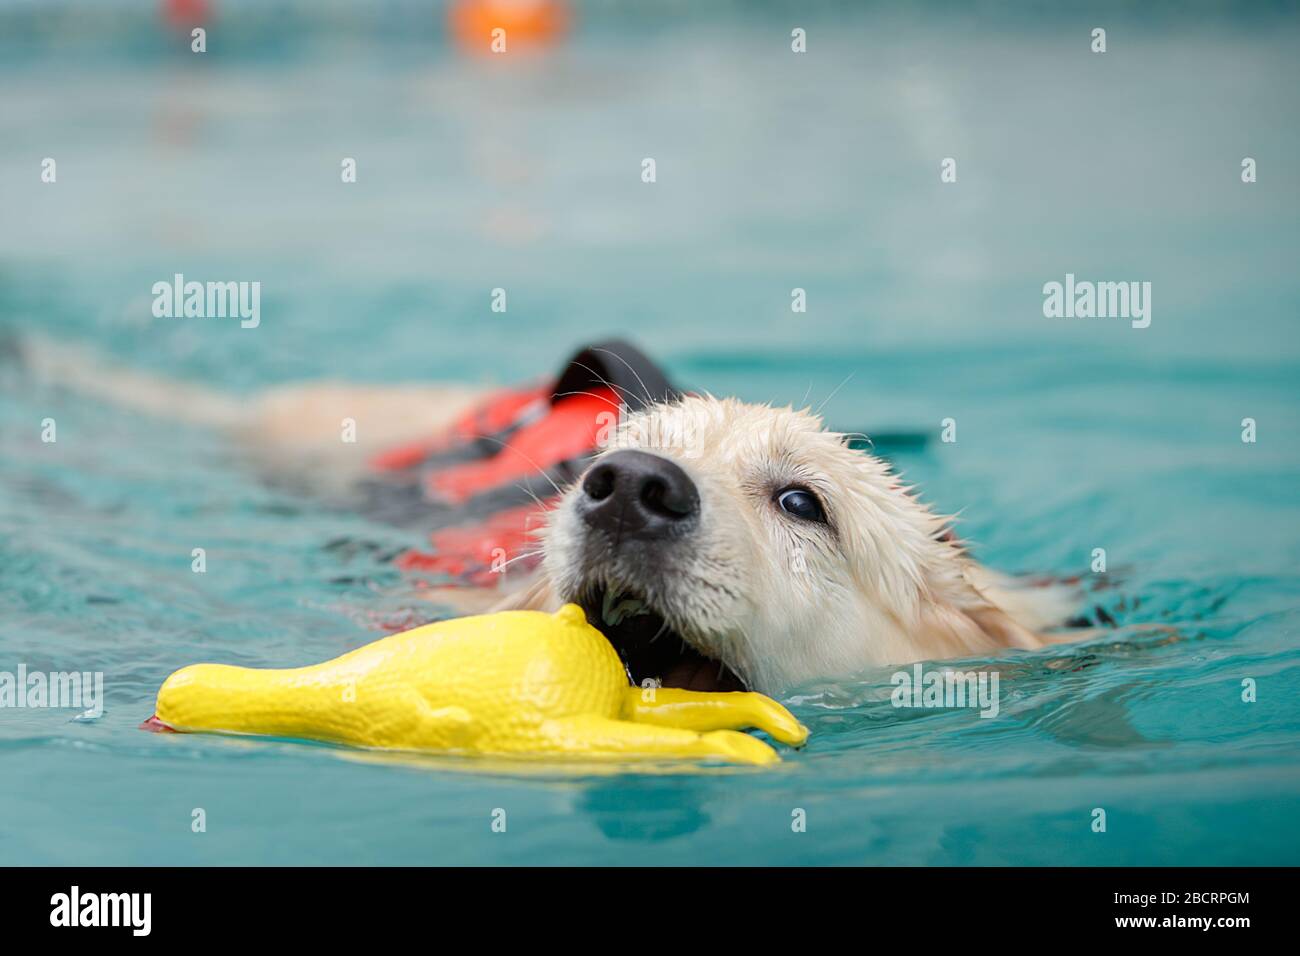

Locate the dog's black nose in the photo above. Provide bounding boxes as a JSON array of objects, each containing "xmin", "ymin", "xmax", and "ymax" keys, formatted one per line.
[{"xmin": 579, "ymin": 450, "xmax": 699, "ymax": 540}]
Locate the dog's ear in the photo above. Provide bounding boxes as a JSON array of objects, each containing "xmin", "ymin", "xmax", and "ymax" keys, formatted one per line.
[
  {"xmin": 963, "ymin": 565, "xmax": 1076, "ymax": 641},
  {"xmin": 960, "ymin": 603, "xmax": 1044, "ymax": 649},
  {"xmin": 910, "ymin": 596, "xmax": 1043, "ymax": 659},
  {"xmin": 489, "ymin": 573, "xmax": 560, "ymax": 613},
  {"xmin": 909, "ymin": 563, "xmax": 1049, "ymax": 657}
]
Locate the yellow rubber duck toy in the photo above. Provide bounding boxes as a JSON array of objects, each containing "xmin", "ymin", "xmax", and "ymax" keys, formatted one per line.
[{"xmin": 147, "ymin": 604, "xmax": 808, "ymax": 766}]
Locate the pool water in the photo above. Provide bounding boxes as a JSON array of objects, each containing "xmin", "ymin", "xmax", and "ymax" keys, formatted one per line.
[{"xmin": 1, "ymin": 1, "xmax": 1298, "ymax": 865}]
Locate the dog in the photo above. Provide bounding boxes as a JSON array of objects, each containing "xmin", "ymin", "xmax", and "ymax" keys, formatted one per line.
[
  {"xmin": 504, "ymin": 394, "xmax": 1073, "ymax": 694},
  {"xmin": 15, "ymin": 335, "xmax": 1076, "ymax": 695}
]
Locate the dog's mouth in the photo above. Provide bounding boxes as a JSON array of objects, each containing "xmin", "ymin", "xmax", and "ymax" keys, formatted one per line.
[{"xmin": 579, "ymin": 583, "xmax": 745, "ymax": 692}]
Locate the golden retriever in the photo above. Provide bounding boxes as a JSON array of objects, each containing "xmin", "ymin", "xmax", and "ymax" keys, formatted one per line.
[
  {"xmin": 501, "ymin": 394, "xmax": 1072, "ymax": 694},
  {"xmin": 17, "ymin": 336, "xmax": 1074, "ymax": 695}
]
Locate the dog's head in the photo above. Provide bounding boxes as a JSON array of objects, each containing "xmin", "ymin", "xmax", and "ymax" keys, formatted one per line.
[{"xmin": 538, "ymin": 394, "xmax": 1036, "ymax": 694}]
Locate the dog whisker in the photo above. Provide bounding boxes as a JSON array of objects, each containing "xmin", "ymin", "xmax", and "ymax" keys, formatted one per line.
[
  {"xmin": 562, "ymin": 359, "xmax": 644, "ymax": 409},
  {"xmin": 813, "ymin": 370, "xmax": 855, "ymax": 416},
  {"xmin": 463, "ymin": 434, "xmax": 566, "ymax": 498},
  {"xmin": 551, "ymin": 388, "xmax": 626, "ymax": 414},
  {"xmin": 592, "ymin": 346, "xmax": 661, "ymax": 407},
  {"xmin": 647, "ymin": 618, "xmax": 671, "ymax": 644}
]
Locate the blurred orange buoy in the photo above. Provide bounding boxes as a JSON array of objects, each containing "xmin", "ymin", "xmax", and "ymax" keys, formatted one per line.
[
  {"xmin": 161, "ymin": 0, "xmax": 211, "ymax": 32},
  {"xmin": 448, "ymin": 0, "xmax": 568, "ymax": 55}
]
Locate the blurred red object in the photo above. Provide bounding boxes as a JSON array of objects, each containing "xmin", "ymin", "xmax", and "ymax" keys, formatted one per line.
[
  {"xmin": 425, "ymin": 387, "xmax": 615, "ymax": 504},
  {"xmin": 448, "ymin": 0, "xmax": 569, "ymax": 55},
  {"xmin": 397, "ymin": 501, "xmax": 552, "ymax": 587},
  {"xmin": 161, "ymin": 0, "xmax": 211, "ymax": 31}
]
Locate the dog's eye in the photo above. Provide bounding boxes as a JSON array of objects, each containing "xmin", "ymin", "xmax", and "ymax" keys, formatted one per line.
[{"xmin": 776, "ymin": 487, "xmax": 826, "ymax": 523}]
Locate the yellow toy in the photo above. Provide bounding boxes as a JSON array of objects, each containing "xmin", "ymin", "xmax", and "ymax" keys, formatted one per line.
[{"xmin": 147, "ymin": 604, "xmax": 807, "ymax": 766}]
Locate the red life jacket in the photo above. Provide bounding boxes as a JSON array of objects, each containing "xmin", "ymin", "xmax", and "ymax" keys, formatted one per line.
[{"xmin": 362, "ymin": 340, "xmax": 679, "ymax": 591}]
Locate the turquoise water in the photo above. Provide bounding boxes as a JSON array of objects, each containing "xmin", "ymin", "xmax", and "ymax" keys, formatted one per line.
[{"xmin": 2, "ymin": 2, "xmax": 1299, "ymax": 864}]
